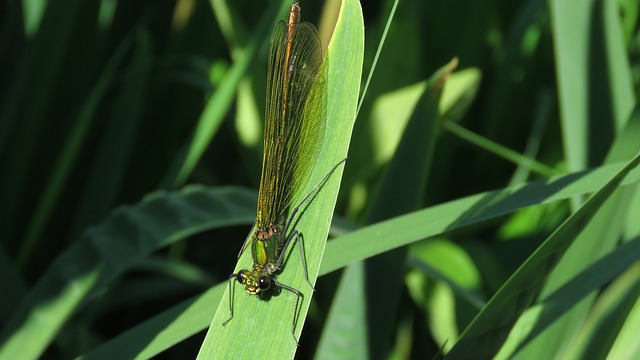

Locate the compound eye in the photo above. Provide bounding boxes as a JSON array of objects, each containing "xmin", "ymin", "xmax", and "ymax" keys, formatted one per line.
[
  {"xmin": 237, "ymin": 270, "xmax": 248, "ymax": 284},
  {"xmin": 258, "ymin": 276, "xmax": 271, "ymax": 290}
]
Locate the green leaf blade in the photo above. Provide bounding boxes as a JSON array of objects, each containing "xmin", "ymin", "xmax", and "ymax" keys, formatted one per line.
[{"xmin": 195, "ymin": 0, "xmax": 364, "ymax": 358}]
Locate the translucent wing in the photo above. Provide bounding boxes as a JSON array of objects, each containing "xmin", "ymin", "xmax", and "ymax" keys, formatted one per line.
[{"xmin": 256, "ymin": 18, "xmax": 326, "ymax": 227}]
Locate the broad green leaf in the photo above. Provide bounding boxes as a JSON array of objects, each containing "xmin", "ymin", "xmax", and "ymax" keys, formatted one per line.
[{"xmin": 195, "ymin": 0, "xmax": 364, "ymax": 358}]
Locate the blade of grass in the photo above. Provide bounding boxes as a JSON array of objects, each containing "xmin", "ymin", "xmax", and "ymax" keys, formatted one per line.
[
  {"xmin": 320, "ymin": 160, "xmax": 640, "ymax": 275},
  {"xmin": 195, "ymin": 0, "xmax": 364, "ymax": 358},
  {"xmin": 497, "ymin": 236, "xmax": 640, "ymax": 358},
  {"xmin": 495, "ymin": 239, "xmax": 640, "ymax": 359},
  {"xmin": 509, "ymin": 89, "xmax": 553, "ymax": 186},
  {"xmin": 552, "ymin": 0, "xmax": 633, "ymax": 173},
  {"xmin": 315, "ymin": 58, "xmax": 457, "ymax": 359},
  {"xmin": 315, "ymin": 261, "xmax": 369, "ymax": 360},
  {"xmin": 355, "ymin": 0, "xmax": 399, "ymax": 116},
  {"xmin": 444, "ymin": 151, "xmax": 640, "ymax": 359},
  {"xmin": 606, "ymin": 275, "xmax": 640, "ymax": 360},
  {"xmin": 443, "ymin": 120, "xmax": 560, "ymax": 178}
]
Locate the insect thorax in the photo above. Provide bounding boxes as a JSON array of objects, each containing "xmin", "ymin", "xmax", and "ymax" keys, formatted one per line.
[{"xmin": 252, "ymin": 223, "xmax": 285, "ymax": 267}]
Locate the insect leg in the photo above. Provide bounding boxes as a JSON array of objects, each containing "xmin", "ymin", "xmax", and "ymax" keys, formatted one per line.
[
  {"xmin": 275, "ymin": 280, "xmax": 303, "ymax": 346},
  {"xmin": 283, "ymin": 158, "xmax": 347, "ymax": 238},
  {"xmin": 278, "ymin": 229, "xmax": 314, "ymax": 290}
]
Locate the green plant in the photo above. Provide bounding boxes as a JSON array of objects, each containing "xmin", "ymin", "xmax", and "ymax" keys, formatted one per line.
[{"xmin": 1, "ymin": 0, "xmax": 639, "ymax": 359}]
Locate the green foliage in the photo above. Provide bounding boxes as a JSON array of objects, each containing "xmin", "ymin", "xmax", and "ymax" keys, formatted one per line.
[{"xmin": 1, "ymin": 0, "xmax": 640, "ymax": 359}]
